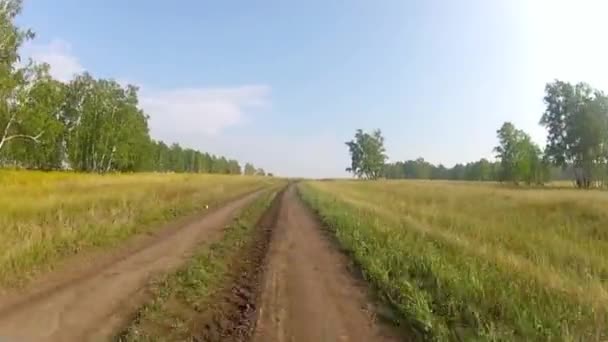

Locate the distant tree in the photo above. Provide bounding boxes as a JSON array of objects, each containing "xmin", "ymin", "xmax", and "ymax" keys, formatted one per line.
[
  {"xmin": 255, "ymin": 168, "xmax": 266, "ymax": 176},
  {"xmin": 151, "ymin": 141, "xmax": 170, "ymax": 172},
  {"xmin": 431, "ymin": 164, "xmax": 448, "ymax": 179},
  {"xmin": 494, "ymin": 122, "xmax": 545, "ymax": 184},
  {"xmin": 477, "ymin": 158, "xmax": 493, "ymax": 181},
  {"xmin": 168, "ymin": 143, "xmax": 185, "ymax": 172},
  {"xmin": 244, "ymin": 163, "xmax": 256, "ymax": 175},
  {"xmin": 412, "ymin": 158, "xmax": 433, "ymax": 179},
  {"xmin": 201, "ymin": 153, "xmax": 212, "ymax": 173},
  {"xmin": 461, "ymin": 159, "xmax": 493, "ymax": 181},
  {"xmin": 494, "ymin": 122, "xmax": 519, "ymax": 182},
  {"xmin": 345, "ymin": 129, "xmax": 387, "ymax": 179},
  {"xmin": 451, "ymin": 163, "xmax": 466, "ymax": 180},
  {"xmin": 383, "ymin": 158, "xmax": 503, "ymax": 182},
  {"xmin": 215, "ymin": 156, "xmax": 229, "ymax": 174},
  {"xmin": 229, "ymin": 160, "xmax": 241, "ymax": 174},
  {"xmin": 381, "ymin": 162, "xmax": 404, "ymax": 179}
]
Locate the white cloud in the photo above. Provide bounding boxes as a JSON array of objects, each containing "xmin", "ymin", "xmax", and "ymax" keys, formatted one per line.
[
  {"xmin": 25, "ymin": 39, "xmax": 84, "ymax": 82},
  {"xmin": 22, "ymin": 38, "xmax": 270, "ymax": 138},
  {"xmin": 140, "ymin": 85, "xmax": 270, "ymax": 138}
]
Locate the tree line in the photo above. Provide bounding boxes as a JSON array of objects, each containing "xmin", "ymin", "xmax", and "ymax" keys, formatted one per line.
[
  {"xmin": 382, "ymin": 157, "xmax": 571, "ymax": 183},
  {"xmin": 382, "ymin": 158, "xmax": 500, "ymax": 181},
  {"xmin": 347, "ymin": 79, "xmax": 608, "ymax": 188},
  {"xmin": 1, "ymin": 1, "xmax": 266, "ymax": 175}
]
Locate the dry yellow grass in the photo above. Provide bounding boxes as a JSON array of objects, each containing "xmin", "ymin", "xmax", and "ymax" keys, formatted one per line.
[{"xmin": 0, "ymin": 170, "xmax": 278, "ymax": 287}]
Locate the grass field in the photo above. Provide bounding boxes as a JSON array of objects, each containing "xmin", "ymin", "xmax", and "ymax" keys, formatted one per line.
[
  {"xmin": 0, "ymin": 170, "xmax": 278, "ymax": 287},
  {"xmin": 299, "ymin": 180, "xmax": 608, "ymax": 341}
]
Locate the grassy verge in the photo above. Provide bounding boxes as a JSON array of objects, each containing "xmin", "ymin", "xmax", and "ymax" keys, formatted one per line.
[
  {"xmin": 117, "ymin": 189, "xmax": 277, "ymax": 341},
  {"xmin": 0, "ymin": 170, "xmax": 280, "ymax": 287},
  {"xmin": 298, "ymin": 180, "xmax": 608, "ymax": 341}
]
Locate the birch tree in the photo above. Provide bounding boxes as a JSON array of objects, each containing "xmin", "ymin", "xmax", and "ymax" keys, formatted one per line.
[
  {"xmin": 345, "ymin": 129, "xmax": 387, "ymax": 180},
  {"xmin": 541, "ymin": 80, "xmax": 608, "ymax": 187},
  {"xmin": 0, "ymin": 0, "xmax": 44, "ymax": 157}
]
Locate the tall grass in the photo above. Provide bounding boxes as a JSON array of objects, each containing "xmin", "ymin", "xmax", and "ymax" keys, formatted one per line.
[
  {"xmin": 0, "ymin": 170, "xmax": 277, "ymax": 287},
  {"xmin": 299, "ymin": 180, "xmax": 608, "ymax": 341}
]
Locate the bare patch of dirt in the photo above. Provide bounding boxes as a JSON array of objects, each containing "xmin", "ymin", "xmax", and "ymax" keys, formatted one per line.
[
  {"xmin": 0, "ymin": 191, "xmax": 263, "ymax": 342},
  {"xmin": 252, "ymin": 185, "xmax": 405, "ymax": 342}
]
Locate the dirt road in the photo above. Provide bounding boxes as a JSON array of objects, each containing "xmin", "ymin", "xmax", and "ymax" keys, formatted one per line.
[
  {"xmin": 252, "ymin": 186, "xmax": 402, "ymax": 342},
  {"xmin": 0, "ymin": 191, "xmax": 262, "ymax": 342}
]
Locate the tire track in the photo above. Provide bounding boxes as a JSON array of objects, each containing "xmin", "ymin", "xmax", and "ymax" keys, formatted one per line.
[
  {"xmin": 252, "ymin": 185, "xmax": 403, "ymax": 342},
  {"xmin": 0, "ymin": 191, "xmax": 263, "ymax": 342}
]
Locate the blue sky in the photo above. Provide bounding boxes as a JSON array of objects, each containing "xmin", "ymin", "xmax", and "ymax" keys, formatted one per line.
[{"xmin": 17, "ymin": 0, "xmax": 608, "ymax": 177}]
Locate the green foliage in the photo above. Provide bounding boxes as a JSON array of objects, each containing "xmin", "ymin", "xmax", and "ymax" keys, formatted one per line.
[
  {"xmin": 345, "ymin": 129, "xmax": 387, "ymax": 179},
  {"xmin": 494, "ymin": 122, "xmax": 547, "ymax": 185},
  {"xmin": 60, "ymin": 74, "xmax": 146, "ymax": 172},
  {"xmin": 383, "ymin": 158, "xmax": 501, "ymax": 181},
  {"xmin": 0, "ymin": 0, "xmax": 33, "ymax": 71},
  {"xmin": 1, "ymin": 0, "xmax": 42, "ymax": 158},
  {"xmin": 541, "ymin": 80, "xmax": 608, "ymax": 187},
  {"xmin": 244, "ymin": 162, "xmax": 256, "ymax": 175},
  {"xmin": 3, "ymin": 65, "xmax": 66, "ymax": 169}
]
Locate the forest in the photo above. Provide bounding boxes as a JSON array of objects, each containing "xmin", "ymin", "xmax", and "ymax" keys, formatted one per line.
[
  {"xmin": 382, "ymin": 157, "xmax": 569, "ymax": 183},
  {"xmin": 0, "ymin": 1, "xmax": 266, "ymax": 175}
]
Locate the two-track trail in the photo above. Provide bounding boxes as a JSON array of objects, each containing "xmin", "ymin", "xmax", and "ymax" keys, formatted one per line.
[
  {"xmin": 0, "ymin": 190, "xmax": 263, "ymax": 342},
  {"xmin": 251, "ymin": 185, "xmax": 402, "ymax": 342},
  {"xmin": 0, "ymin": 185, "xmax": 404, "ymax": 342}
]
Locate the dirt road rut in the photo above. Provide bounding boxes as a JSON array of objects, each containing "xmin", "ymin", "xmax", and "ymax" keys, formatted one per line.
[
  {"xmin": 252, "ymin": 186, "xmax": 401, "ymax": 342},
  {"xmin": 0, "ymin": 191, "xmax": 261, "ymax": 342}
]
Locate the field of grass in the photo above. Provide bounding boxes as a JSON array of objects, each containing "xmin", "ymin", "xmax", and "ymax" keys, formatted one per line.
[
  {"xmin": 119, "ymin": 188, "xmax": 277, "ymax": 341},
  {"xmin": 299, "ymin": 180, "xmax": 608, "ymax": 341},
  {"xmin": 0, "ymin": 170, "xmax": 278, "ymax": 287}
]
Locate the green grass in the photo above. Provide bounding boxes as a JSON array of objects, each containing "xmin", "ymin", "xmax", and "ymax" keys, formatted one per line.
[
  {"xmin": 118, "ymin": 189, "xmax": 277, "ymax": 342},
  {"xmin": 0, "ymin": 170, "xmax": 280, "ymax": 287},
  {"xmin": 299, "ymin": 180, "xmax": 608, "ymax": 341}
]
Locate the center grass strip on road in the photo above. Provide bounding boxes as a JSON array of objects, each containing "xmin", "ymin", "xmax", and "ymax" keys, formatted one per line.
[
  {"xmin": 298, "ymin": 181, "xmax": 608, "ymax": 341},
  {"xmin": 117, "ymin": 189, "xmax": 279, "ymax": 342},
  {"xmin": 0, "ymin": 171, "xmax": 280, "ymax": 288}
]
